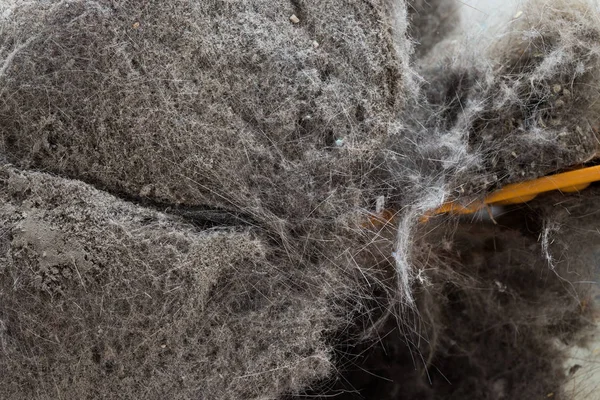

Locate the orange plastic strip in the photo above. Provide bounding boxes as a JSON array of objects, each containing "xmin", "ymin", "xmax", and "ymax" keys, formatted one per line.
[
  {"xmin": 364, "ymin": 165, "xmax": 600, "ymax": 227},
  {"xmin": 426, "ymin": 165, "xmax": 600, "ymax": 219}
]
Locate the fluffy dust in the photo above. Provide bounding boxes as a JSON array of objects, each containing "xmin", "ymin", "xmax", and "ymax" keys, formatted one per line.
[
  {"xmin": 0, "ymin": 165, "xmax": 337, "ymax": 399},
  {"xmin": 1, "ymin": 0, "xmax": 600, "ymax": 399}
]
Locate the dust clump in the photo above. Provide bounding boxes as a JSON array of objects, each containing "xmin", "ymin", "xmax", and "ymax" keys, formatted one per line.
[
  {"xmin": 401, "ymin": 0, "xmax": 600, "ymax": 201},
  {"xmin": 0, "ymin": 164, "xmax": 341, "ymax": 399},
  {"xmin": 0, "ymin": 0, "xmax": 406, "ymax": 226},
  {"xmin": 0, "ymin": 1, "xmax": 411, "ymax": 398},
  {"xmin": 1, "ymin": 0, "xmax": 600, "ymax": 399}
]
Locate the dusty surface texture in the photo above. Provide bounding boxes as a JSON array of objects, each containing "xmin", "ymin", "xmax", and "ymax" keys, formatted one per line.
[
  {"xmin": 0, "ymin": 1, "xmax": 409, "ymax": 398},
  {"xmin": 393, "ymin": 0, "xmax": 600, "ymax": 205},
  {"xmin": 407, "ymin": 0, "xmax": 459, "ymax": 59},
  {"xmin": 539, "ymin": 187, "xmax": 600, "ymax": 400},
  {"xmin": 1, "ymin": 0, "xmax": 600, "ymax": 399},
  {"xmin": 417, "ymin": 209, "xmax": 594, "ymax": 400},
  {"xmin": 0, "ymin": 165, "xmax": 339, "ymax": 399},
  {"xmin": 291, "ymin": 199, "xmax": 596, "ymax": 399},
  {"xmin": 0, "ymin": 0, "xmax": 407, "ymax": 226}
]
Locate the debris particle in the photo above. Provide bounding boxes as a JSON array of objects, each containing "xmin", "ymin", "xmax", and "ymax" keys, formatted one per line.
[
  {"xmin": 375, "ymin": 195, "xmax": 385, "ymax": 214},
  {"xmin": 290, "ymin": 14, "xmax": 300, "ymax": 24},
  {"xmin": 140, "ymin": 184, "xmax": 152, "ymax": 197},
  {"xmin": 553, "ymin": 84, "xmax": 562, "ymax": 94}
]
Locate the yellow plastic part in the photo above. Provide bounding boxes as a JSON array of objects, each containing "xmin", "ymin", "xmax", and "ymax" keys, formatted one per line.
[{"xmin": 426, "ymin": 164, "xmax": 600, "ymax": 219}]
